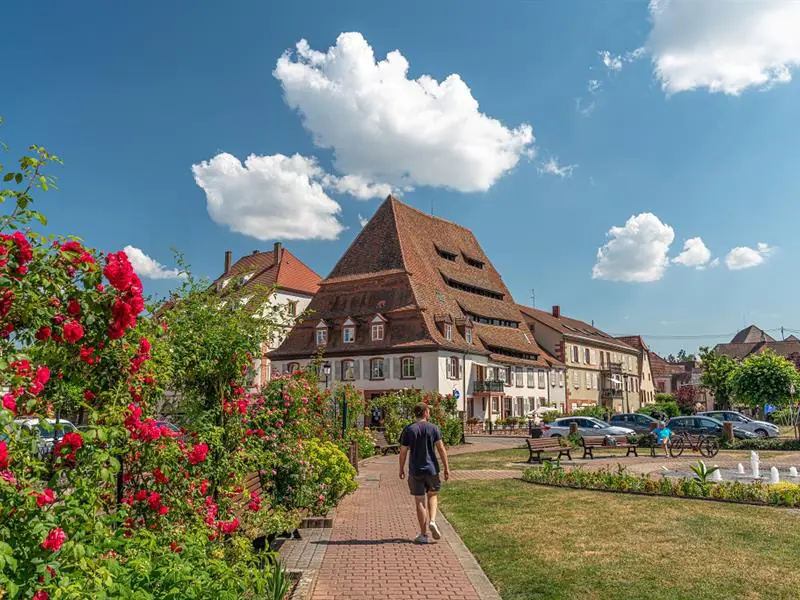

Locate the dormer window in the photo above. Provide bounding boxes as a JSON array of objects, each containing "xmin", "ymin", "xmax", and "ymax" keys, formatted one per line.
[
  {"xmin": 445, "ymin": 323, "xmax": 453, "ymax": 341},
  {"xmin": 462, "ymin": 253, "xmax": 484, "ymax": 269},
  {"xmin": 315, "ymin": 320, "xmax": 328, "ymax": 345},
  {"xmin": 465, "ymin": 328, "xmax": 473, "ymax": 344},
  {"xmin": 435, "ymin": 245, "xmax": 457, "ymax": 262},
  {"xmin": 342, "ymin": 317, "xmax": 356, "ymax": 344},
  {"xmin": 371, "ymin": 314, "xmax": 387, "ymax": 341}
]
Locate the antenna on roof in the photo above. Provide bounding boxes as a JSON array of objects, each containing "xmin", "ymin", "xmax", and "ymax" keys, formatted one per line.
[
  {"xmin": 530, "ymin": 289, "xmax": 535, "ymax": 308},
  {"xmin": 430, "ymin": 198, "xmax": 434, "ymax": 216}
]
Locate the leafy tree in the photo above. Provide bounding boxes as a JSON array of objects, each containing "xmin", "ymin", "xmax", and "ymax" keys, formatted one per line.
[
  {"xmin": 675, "ymin": 385, "xmax": 698, "ymax": 413},
  {"xmin": 699, "ymin": 347, "xmax": 737, "ymax": 410},
  {"xmin": 730, "ymin": 349, "xmax": 800, "ymax": 414}
]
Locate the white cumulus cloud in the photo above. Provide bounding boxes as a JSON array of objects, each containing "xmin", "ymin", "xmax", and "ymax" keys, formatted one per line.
[
  {"xmin": 123, "ymin": 246, "xmax": 183, "ymax": 280},
  {"xmin": 192, "ymin": 153, "xmax": 345, "ymax": 241},
  {"xmin": 671, "ymin": 237, "xmax": 712, "ymax": 269},
  {"xmin": 647, "ymin": 0, "xmax": 800, "ymax": 95},
  {"xmin": 725, "ymin": 242, "xmax": 774, "ymax": 270},
  {"xmin": 357, "ymin": 214, "xmax": 369, "ymax": 228},
  {"xmin": 322, "ymin": 174, "xmax": 393, "ymax": 200},
  {"xmin": 592, "ymin": 213, "xmax": 675, "ymax": 282},
  {"xmin": 537, "ymin": 157, "xmax": 577, "ymax": 179},
  {"xmin": 599, "ymin": 50, "xmax": 624, "ymax": 72},
  {"xmin": 273, "ymin": 32, "xmax": 534, "ymax": 193}
]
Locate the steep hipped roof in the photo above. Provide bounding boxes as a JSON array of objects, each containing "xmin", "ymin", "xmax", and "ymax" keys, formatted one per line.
[
  {"xmin": 518, "ymin": 305, "xmax": 636, "ymax": 353},
  {"xmin": 271, "ymin": 195, "xmax": 548, "ymax": 365},
  {"xmin": 214, "ymin": 247, "xmax": 321, "ymax": 298},
  {"xmin": 730, "ymin": 325, "xmax": 775, "ymax": 344}
]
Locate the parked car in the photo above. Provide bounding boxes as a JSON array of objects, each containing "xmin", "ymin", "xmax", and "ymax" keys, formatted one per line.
[
  {"xmin": 698, "ymin": 411, "xmax": 780, "ymax": 438},
  {"xmin": 12, "ymin": 418, "xmax": 78, "ymax": 455},
  {"xmin": 542, "ymin": 416, "xmax": 634, "ymax": 438},
  {"xmin": 666, "ymin": 416, "xmax": 756, "ymax": 439},
  {"xmin": 608, "ymin": 413, "xmax": 659, "ymax": 434}
]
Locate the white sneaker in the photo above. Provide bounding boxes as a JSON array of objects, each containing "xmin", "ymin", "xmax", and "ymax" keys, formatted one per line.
[
  {"xmin": 429, "ymin": 521, "xmax": 441, "ymax": 540},
  {"xmin": 414, "ymin": 534, "xmax": 430, "ymax": 544}
]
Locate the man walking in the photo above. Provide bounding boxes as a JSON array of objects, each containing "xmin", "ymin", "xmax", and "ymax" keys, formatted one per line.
[{"xmin": 399, "ymin": 402, "xmax": 451, "ymax": 544}]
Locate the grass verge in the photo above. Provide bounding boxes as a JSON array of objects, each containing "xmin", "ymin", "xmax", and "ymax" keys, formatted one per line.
[
  {"xmin": 441, "ymin": 479, "xmax": 800, "ymax": 600},
  {"xmin": 449, "ymin": 447, "xmax": 528, "ymax": 470}
]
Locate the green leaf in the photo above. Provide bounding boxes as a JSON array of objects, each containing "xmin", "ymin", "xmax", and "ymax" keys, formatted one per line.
[
  {"xmin": 3, "ymin": 172, "xmax": 14, "ymax": 181},
  {"xmin": 14, "ymin": 172, "xmax": 22, "ymax": 184}
]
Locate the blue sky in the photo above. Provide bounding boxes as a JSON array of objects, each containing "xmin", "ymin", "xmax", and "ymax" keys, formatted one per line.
[{"xmin": 2, "ymin": 0, "xmax": 800, "ymax": 356}]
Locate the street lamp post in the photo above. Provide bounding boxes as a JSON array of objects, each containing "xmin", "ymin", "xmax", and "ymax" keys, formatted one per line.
[{"xmin": 322, "ymin": 362, "xmax": 331, "ymax": 390}]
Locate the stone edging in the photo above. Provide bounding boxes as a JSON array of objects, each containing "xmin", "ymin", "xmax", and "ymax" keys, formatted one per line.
[
  {"xmin": 438, "ymin": 511, "xmax": 502, "ymax": 600},
  {"xmin": 287, "ymin": 569, "xmax": 316, "ymax": 600}
]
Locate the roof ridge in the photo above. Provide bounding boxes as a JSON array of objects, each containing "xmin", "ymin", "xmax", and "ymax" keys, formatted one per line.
[{"xmin": 389, "ymin": 194, "xmax": 474, "ymax": 234}]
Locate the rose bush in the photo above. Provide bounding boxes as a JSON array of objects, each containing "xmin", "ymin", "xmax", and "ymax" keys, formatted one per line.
[{"xmin": 0, "ymin": 132, "xmax": 356, "ymax": 598}]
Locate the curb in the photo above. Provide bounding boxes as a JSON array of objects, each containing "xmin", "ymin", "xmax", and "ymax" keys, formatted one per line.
[{"xmin": 438, "ymin": 511, "xmax": 501, "ymax": 600}]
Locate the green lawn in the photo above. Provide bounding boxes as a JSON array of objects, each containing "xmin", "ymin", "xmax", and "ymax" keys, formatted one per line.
[
  {"xmin": 441, "ymin": 479, "xmax": 800, "ymax": 600},
  {"xmin": 449, "ymin": 447, "xmax": 528, "ymax": 470}
]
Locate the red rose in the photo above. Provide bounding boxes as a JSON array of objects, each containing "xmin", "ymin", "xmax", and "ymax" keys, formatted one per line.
[
  {"xmin": 83, "ymin": 390, "xmax": 95, "ymax": 402},
  {"xmin": 33, "ymin": 591, "xmax": 49, "ymax": 600},
  {"xmin": 53, "ymin": 432, "xmax": 83, "ymax": 463},
  {"xmin": 187, "ymin": 442, "xmax": 209, "ymax": 465},
  {"xmin": 59, "ymin": 241, "xmax": 83, "ymax": 253},
  {"xmin": 103, "ymin": 251, "xmax": 136, "ymax": 291},
  {"xmin": 0, "ymin": 440, "xmax": 9, "ymax": 469},
  {"xmin": 153, "ymin": 468, "xmax": 169, "ymax": 484},
  {"xmin": 36, "ymin": 488, "xmax": 56, "ymax": 507},
  {"xmin": 67, "ymin": 299, "xmax": 81, "ymax": 316},
  {"xmin": 35, "ymin": 326, "xmax": 52, "ymax": 341},
  {"xmin": 35, "ymin": 366, "xmax": 50, "ymax": 386},
  {"xmin": 62, "ymin": 320, "xmax": 84, "ymax": 343},
  {"xmin": 96, "ymin": 283, "xmax": 105, "ymax": 292},
  {"xmin": 41, "ymin": 527, "xmax": 67, "ymax": 552},
  {"xmin": 16, "ymin": 265, "xmax": 28, "ymax": 275},
  {"xmin": 2, "ymin": 393, "xmax": 16, "ymax": 415}
]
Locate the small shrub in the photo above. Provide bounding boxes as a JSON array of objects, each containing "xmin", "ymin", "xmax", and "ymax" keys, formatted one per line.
[
  {"xmin": 301, "ymin": 439, "xmax": 357, "ymax": 514},
  {"xmin": 721, "ymin": 438, "xmax": 800, "ymax": 451},
  {"xmin": 571, "ymin": 406, "xmax": 610, "ymax": 420}
]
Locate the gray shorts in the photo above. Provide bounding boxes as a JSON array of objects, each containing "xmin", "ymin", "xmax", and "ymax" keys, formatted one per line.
[{"xmin": 408, "ymin": 473, "xmax": 441, "ymax": 496}]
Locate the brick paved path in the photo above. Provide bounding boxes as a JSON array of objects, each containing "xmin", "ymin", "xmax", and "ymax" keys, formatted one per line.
[{"xmin": 311, "ymin": 454, "xmax": 498, "ymax": 600}]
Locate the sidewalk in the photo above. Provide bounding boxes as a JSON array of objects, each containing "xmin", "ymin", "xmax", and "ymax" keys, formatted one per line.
[{"xmin": 309, "ymin": 454, "xmax": 501, "ymax": 600}]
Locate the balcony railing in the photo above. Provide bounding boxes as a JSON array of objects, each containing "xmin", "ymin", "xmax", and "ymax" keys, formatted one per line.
[
  {"xmin": 601, "ymin": 388, "xmax": 624, "ymax": 399},
  {"xmin": 474, "ymin": 380, "xmax": 505, "ymax": 393},
  {"xmin": 600, "ymin": 362, "xmax": 623, "ymax": 373}
]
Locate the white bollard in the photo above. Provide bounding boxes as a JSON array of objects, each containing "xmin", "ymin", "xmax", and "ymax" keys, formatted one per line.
[
  {"xmin": 790, "ymin": 466, "xmax": 798, "ymax": 477},
  {"xmin": 769, "ymin": 466, "xmax": 780, "ymax": 484},
  {"xmin": 711, "ymin": 466, "xmax": 723, "ymax": 482},
  {"xmin": 737, "ymin": 463, "xmax": 745, "ymax": 475}
]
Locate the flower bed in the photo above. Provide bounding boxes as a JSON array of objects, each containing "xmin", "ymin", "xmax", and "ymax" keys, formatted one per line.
[{"xmin": 521, "ymin": 463, "xmax": 800, "ymax": 508}]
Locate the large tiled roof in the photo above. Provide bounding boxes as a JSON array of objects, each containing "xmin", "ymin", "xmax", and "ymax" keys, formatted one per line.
[
  {"xmin": 518, "ymin": 305, "xmax": 636, "ymax": 352},
  {"xmin": 271, "ymin": 195, "xmax": 547, "ymax": 364},
  {"xmin": 730, "ymin": 325, "xmax": 775, "ymax": 344},
  {"xmin": 214, "ymin": 247, "xmax": 321, "ymax": 299}
]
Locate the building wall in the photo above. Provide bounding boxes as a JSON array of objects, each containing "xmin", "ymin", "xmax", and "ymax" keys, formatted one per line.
[
  {"xmin": 272, "ymin": 351, "xmax": 566, "ymax": 422},
  {"xmin": 639, "ymin": 350, "xmax": 656, "ymax": 404},
  {"xmin": 563, "ymin": 341, "xmax": 640, "ymax": 413}
]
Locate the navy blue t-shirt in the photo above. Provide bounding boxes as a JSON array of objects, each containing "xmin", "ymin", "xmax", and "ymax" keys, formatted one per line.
[{"xmin": 400, "ymin": 420, "xmax": 442, "ymax": 476}]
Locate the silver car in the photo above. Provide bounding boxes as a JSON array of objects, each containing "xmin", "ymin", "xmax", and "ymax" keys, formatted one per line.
[
  {"xmin": 543, "ymin": 416, "xmax": 634, "ymax": 438},
  {"xmin": 698, "ymin": 411, "xmax": 780, "ymax": 438}
]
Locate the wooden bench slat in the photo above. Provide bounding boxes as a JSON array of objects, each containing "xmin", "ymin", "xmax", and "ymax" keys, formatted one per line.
[{"xmin": 526, "ymin": 437, "xmax": 571, "ymax": 463}]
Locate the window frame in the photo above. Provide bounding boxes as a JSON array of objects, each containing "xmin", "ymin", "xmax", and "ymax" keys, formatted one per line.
[
  {"xmin": 315, "ymin": 328, "xmax": 327, "ymax": 345},
  {"xmin": 370, "ymin": 357, "xmax": 385, "ymax": 380},
  {"xmin": 342, "ymin": 359, "xmax": 355, "ymax": 381},
  {"xmin": 401, "ymin": 356, "xmax": 416, "ymax": 379},
  {"xmin": 371, "ymin": 322, "xmax": 384, "ymax": 341},
  {"xmin": 343, "ymin": 326, "xmax": 356, "ymax": 344},
  {"xmin": 287, "ymin": 362, "xmax": 300, "ymax": 373},
  {"xmin": 465, "ymin": 327, "xmax": 473, "ymax": 344},
  {"xmin": 444, "ymin": 323, "xmax": 453, "ymax": 341}
]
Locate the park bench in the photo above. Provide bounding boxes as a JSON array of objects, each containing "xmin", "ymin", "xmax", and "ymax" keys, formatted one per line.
[
  {"xmin": 372, "ymin": 430, "xmax": 400, "ymax": 455},
  {"xmin": 580, "ymin": 435, "xmax": 646, "ymax": 459},
  {"xmin": 526, "ymin": 437, "xmax": 572, "ymax": 463}
]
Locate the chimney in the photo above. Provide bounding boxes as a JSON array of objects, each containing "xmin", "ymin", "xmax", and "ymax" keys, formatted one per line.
[
  {"xmin": 552, "ymin": 305, "xmax": 560, "ymax": 318},
  {"xmin": 273, "ymin": 242, "xmax": 283, "ymax": 265},
  {"xmin": 224, "ymin": 250, "xmax": 232, "ymax": 274}
]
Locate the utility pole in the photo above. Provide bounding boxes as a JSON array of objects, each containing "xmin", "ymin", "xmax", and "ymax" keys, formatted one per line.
[{"xmin": 782, "ymin": 326, "xmax": 785, "ymax": 341}]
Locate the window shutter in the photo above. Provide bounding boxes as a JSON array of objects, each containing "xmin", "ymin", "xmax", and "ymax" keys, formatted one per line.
[
  {"xmin": 394, "ymin": 357, "xmax": 401, "ymax": 378},
  {"xmin": 332, "ymin": 360, "xmax": 339, "ymax": 381},
  {"xmin": 386, "ymin": 357, "xmax": 392, "ymax": 379},
  {"xmin": 415, "ymin": 357, "xmax": 422, "ymax": 378},
  {"xmin": 362, "ymin": 359, "xmax": 369, "ymax": 380},
  {"xmin": 353, "ymin": 360, "xmax": 360, "ymax": 380}
]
